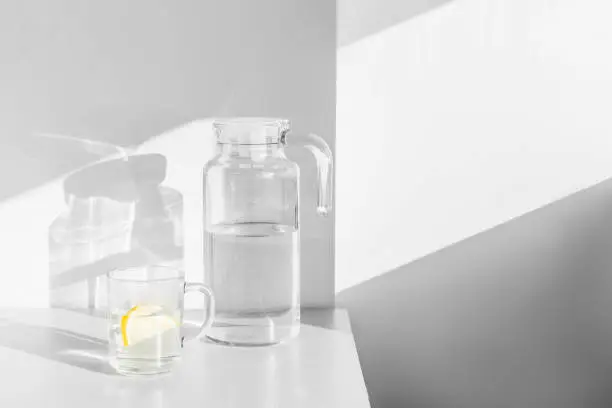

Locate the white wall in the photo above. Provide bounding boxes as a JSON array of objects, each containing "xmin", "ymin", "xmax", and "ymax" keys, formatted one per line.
[
  {"xmin": 336, "ymin": 0, "xmax": 612, "ymax": 292},
  {"xmin": 338, "ymin": 178, "xmax": 612, "ymax": 408},
  {"xmin": 0, "ymin": 1, "xmax": 336, "ymax": 307},
  {"xmin": 338, "ymin": 0, "xmax": 451, "ymax": 46}
]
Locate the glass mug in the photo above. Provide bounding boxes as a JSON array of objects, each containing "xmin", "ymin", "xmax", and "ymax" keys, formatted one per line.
[{"xmin": 107, "ymin": 265, "xmax": 214, "ymax": 375}]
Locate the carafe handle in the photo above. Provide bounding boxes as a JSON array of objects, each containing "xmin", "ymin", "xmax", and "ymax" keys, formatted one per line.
[{"xmin": 282, "ymin": 132, "xmax": 333, "ymax": 216}]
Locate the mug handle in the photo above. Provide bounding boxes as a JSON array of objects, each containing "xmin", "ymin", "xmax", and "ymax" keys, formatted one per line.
[{"xmin": 183, "ymin": 283, "xmax": 215, "ymax": 342}]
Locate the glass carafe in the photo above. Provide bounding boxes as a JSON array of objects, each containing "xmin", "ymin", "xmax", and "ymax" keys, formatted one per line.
[{"xmin": 203, "ymin": 118, "xmax": 333, "ymax": 346}]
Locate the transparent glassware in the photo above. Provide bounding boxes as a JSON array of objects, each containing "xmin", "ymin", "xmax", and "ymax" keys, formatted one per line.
[
  {"xmin": 203, "ymin": 118, "xmax": 333, "ymax": 346},
  {"xmin": 107, "ymin": 265, "xmax": 214, "ymax": 375}
]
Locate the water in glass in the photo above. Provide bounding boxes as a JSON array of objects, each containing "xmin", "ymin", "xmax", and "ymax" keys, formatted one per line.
[
  {"xmin": 107, "ymin": 265, "xmax": 214, "ymax": 375},
  {"xmin": 109, "ymin": 304, "xmax": 181, "ymax": 375}
]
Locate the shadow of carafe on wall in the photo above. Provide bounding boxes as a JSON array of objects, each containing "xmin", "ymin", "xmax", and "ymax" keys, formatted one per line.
[{"xmin": 49, "ymin": 154, "xmax": 184, "ymax": 317}]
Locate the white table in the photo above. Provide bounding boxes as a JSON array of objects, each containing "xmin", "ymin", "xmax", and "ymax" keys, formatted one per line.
[
  {"xmin": 0, "ymin": 121, "xmax": 367, "ymax": 406},
  {"xmin": 0, "ymin": 308, "xmax": 370, "ymax": 407}
]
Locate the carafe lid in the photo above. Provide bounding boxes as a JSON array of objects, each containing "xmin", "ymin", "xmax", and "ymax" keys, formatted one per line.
[{"xmin": 213, "ymin": 118, "xmax": 289, "ymax": 145}]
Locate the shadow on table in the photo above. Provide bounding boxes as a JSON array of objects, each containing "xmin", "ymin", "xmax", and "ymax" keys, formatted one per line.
[{"xmin": 0, "ymin": 319, "xmax": 116, "ymax": 375}]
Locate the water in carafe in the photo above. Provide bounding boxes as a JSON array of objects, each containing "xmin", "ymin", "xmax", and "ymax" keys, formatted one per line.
[
  {"xmin": 205, "ymin": 222, "xmax": 299, "ymax": 345},
  {"xmin": 203, "ymin": 118, "xmax": 333, "ymax": 346}
]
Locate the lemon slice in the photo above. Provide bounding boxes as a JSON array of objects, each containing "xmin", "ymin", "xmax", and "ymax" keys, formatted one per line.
[{"xmin": 121, "ymin": 305, "xmax": 178, "ymax": 347}]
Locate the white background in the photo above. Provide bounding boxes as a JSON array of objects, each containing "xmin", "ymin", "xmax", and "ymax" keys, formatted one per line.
[
  {"xmin": 0, "ymin": 0, "xmax": 336, "ymax": 308},
  {"xmin": 336, "ymin": 0, "xmax": 612, "ymax": 291}
]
